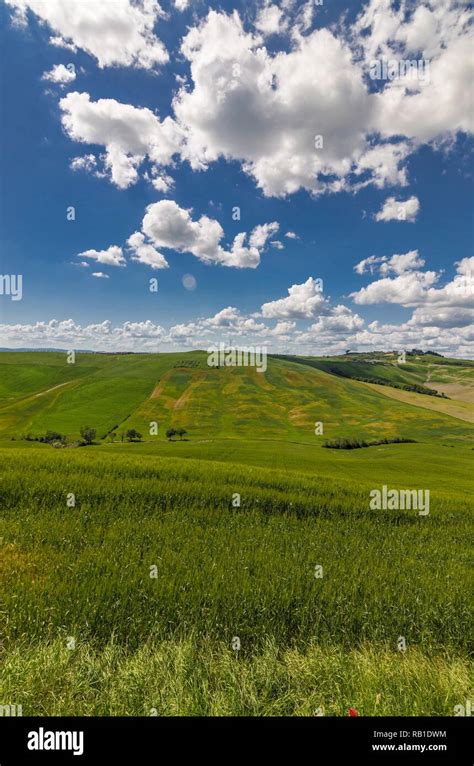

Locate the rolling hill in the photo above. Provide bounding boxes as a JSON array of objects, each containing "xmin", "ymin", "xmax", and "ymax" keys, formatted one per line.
[
  {"xmin": 0, "ymin": 350, "xmax": 472, "ymax": 446},
  {"xmin": 0, "ymin": 349, "xmax": 472, "ymax": 715}
]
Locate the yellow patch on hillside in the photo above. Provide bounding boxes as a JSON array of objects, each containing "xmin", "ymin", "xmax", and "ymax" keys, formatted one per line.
[
  {"xmin": 364, "ymin": 383, "xmax": 474, "ymax": 424},
  {"xmin": 427, "ymin": 383, "xmax": 474, "ymax": 403}
]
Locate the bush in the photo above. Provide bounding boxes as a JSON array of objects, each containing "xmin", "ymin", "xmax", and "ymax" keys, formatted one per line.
[
  {"xmin": 39, "ymin": 430, "xmax": 65, "ymax": 445},
  {"xmin": 323, "ymin": 436, "xmax": 416, "ymax": 450},
  {"xmin": 125, "ymin": 428, "xmax": 142, "ymax": 442}
]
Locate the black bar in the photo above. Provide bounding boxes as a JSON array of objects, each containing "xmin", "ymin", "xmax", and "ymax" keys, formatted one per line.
[{"xmin": 0, "ymin": 716, "xmax": 471, "ymax": 764}]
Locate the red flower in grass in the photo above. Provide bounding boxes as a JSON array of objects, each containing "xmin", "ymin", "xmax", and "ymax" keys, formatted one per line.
[{"xmin": 348, "ymin": 707, "xmax": 359, "ymax": 717}]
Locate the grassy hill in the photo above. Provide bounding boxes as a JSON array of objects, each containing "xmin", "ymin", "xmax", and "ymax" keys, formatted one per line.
[
  {"xmin": 0, "ymin": 350, "xmax": 472, "ymax": 715},
  {"xmin": 0, "ymin": 350, "xmax": 472, "ymax": 444},
  {"xmin": 274, "ymin": 351, "xmax": 474, "ymax": 390}
]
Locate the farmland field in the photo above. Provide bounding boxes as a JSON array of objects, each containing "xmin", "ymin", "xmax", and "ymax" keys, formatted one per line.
[{"xmin": 0, "ymin": 351, "xmax": 472, "ymax": 715}]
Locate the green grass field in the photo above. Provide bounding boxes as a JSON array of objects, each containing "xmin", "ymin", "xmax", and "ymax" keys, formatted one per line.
[{"xmin": 0, "ymin": 351, "xmax": 472, "ymax": 715}]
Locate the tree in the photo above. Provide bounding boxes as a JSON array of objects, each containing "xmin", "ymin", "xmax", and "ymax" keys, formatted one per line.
[
  {"xmin": 176, "ymin": 428, "xmax": 187, "ymax": 441},
  {"xmin": 125, "ymin": 428, "xmax": 142, "ymax": 442},
  {"xmin": 80, "ymin": 426, "xmax": 96, "ymax": 444},
  {"xmin": 166, "ymin": 428, "xmax": 177, "ymax": 441}
]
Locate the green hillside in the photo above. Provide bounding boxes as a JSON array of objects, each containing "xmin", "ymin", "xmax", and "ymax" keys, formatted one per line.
[
  {"xmin": 0, "ymin": 350, "xmax": 472, "ymax": 715},
  {"xmin": 0, "ymin": 351, "xmax": 472, "ymax": 445},
  {"xmin": 275, "ymin": 351, "xmax": 474, "ymax": 390}
]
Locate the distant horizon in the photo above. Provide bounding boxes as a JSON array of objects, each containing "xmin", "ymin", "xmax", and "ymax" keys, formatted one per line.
[{"xmin": 0, "ymin": 346, "xmax": 472, "ymax": 362}]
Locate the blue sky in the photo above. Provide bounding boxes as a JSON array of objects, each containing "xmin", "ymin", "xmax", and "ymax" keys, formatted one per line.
[{"xmin": 0, "ymin": 0, "xmax": 472, "ymax": 355}]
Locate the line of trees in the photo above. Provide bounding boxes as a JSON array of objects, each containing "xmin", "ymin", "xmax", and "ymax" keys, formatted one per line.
[
  {"xmin": 19, "ymin": 424, "xmax": 190, "ymax": 446},
  {"xmin": 323, "ymin": 436, "xmax": 416, "ymax": 450}
]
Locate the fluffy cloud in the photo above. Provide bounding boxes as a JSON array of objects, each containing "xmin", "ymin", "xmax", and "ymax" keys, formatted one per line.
[
  {"xmin": 170, "ymin": 5, "xmax": 472, "ymax": 198},
  {"xmin": 408, "ymin": 306, "xmax": 473, "ymax": 329},
  {"xmin": 70, "ymin": 154, "xmax": 98, "ymax": 173},
  {"xmin": 271, "ymin": 320, "xmax": 296, "ymax": 335},
  {"xmin": 77, "ymin": 245, "xmax": 126, "ymax": 268},
  {"xmin": 352, "ymin": 270, "xmax": 438, "ymax": 306},
  {"xmin": 11, "ymin": 4, "xmax": 474, "ymax": 200},
  {"xmin": 167, "ymin": 306, "xmax": 269, "ymax": 344},
  {"xmin": 248, "ymin": 222, "xmax": 279, "ymax": 249},
  {"xmin": 261, "ymin": 277, "xmax": 327, "ymax": 318},
  {"xmin": 354, "ymin": 250, "xmax": 424, "ymax": 276},
  {"xmin": 60, "ymin": 92, "xmax": 182, "ymax": 189},
  {"xmin": 0, "ymin": 319, "xmax": 168, "ymax": 350},
  {"xmin": 139, "ymin": 200, "xmax": 274, "ymax": 268},
  {"xmin": 77, "ymin": 203, "xmax": 278, "ymax": 271},
  {"xmin": 385, "ymin": 251, "xmax": 425, "ymax": 275},
  {"xmin": 423, "ymin": 257, "xmax": 474, "ymax": 307},
  {"xmin": 375, "ymin": 195, "xmax": 420, "ymax": 223},
  {"xmin": 354, "ymin": 255, "xmax": 383, "ymax": 275},
  {"xmin": 6, "ymin": 0, "xmax": 168, "ymax": 69},
  {"xmin": 307, "ymin": 306, "xmax": 365, "ymax": 334},
  {"xmin": 2, "ymin": 312, "xmax": 471, "ymax": 356},
  {"xmin": 174, "ymin": 14, "xmax": 379, "ymax": 197},
  {"xmin": 42, "ymin": 63, "xmax": 76, "ymax": 84},
  {"xmin": 92, "ymin": 272, "xmax": 109, "ymax": 279},
  {"xmin": 356, "ymin": 0, "xmax": 473, "ymax": 143},
  {"xmin": 147, "ymin": 170, "xmax": 175, "ymax": 193},
  {"xmin": 127, "ymin": 232, "xmax": 169, "ymax": 270},
  {"xmin": 352, "ymin": 255, "xmax": 473, "ymax": 309},
  {"xmin": 255, "ymin": 4, "xmax": 285, "ymax": 36}
]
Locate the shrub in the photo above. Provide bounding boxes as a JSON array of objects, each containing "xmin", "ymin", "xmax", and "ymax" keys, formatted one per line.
[
  {"xmin": 323, "ymin": 436, "xmax": 416, "ymax": 450},
  {"xmin": 125, "ymin": 428, "xmax": 142, "ymax": 442}
]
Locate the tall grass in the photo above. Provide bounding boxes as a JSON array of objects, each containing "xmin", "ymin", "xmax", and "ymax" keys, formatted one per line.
[
  {"xmin": 0, "ymin": 446, "xmax": 472, "ymax": 717},
  {"xmin": 1, "ymin": 639, "xmax": 471, "ymax": 716}
]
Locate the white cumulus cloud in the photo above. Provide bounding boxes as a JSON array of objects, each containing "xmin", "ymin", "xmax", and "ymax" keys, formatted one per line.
[
  {"xmin": 60, "ymin": 92, "xmax": 183, "ymax": 189},
  {"xmin": 127, "ymin": 232, "xmax": 169, "ymax": 270},
  {"xmin": 42, "ymin": 63, "xmax": 76, "ymax": 84},
  {"xmin": 261, "ymin": 277, "xmax": 327, "ymax": 318},
  {"xmin": 6, "ymin": 0, "xmax": 168, "ymax": 69},
  {"xmin": 77, "ymin": 245, "xmax": 126, "ymax": 268},
  {"xmin": 139, "ymin": 200, "xmax": 273, "ymax": 268},
  {"xmin": 375, "ymin": 196, "xmax": 420, "ymax": 223}
]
